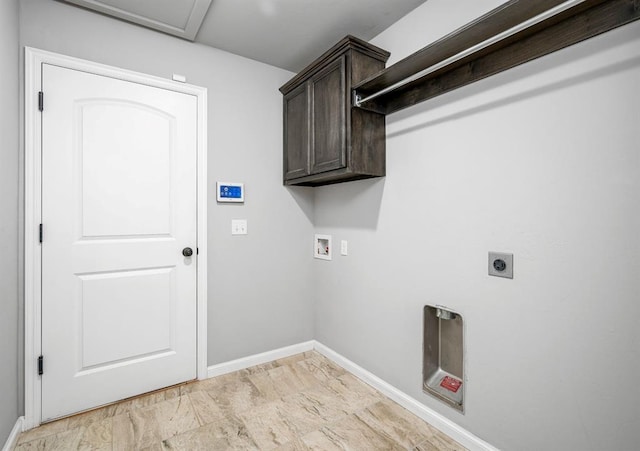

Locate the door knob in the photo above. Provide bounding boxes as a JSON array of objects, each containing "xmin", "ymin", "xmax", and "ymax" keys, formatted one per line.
[{"xmin": 182, "ymin": 247, "xmax": 193, "ymax": 257}]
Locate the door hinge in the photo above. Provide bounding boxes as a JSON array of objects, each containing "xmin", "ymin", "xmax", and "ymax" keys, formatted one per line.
[
  {"xmin": 39, "ymin": 224, "xmax": 43, "ymax": 243},
  {"xmin": 38, "ymin": 91, "xmax": 44, "ymax": 112},
  {"xmin": 196, "ymin": 247, "xmax": 199, "ymax": 255},
  {"xmin": 38, "ymin": 355, "xmax": 44, "ymax": 375}
]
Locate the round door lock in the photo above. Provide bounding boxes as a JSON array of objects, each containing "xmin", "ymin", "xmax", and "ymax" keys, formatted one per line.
[
  {"xmin": 182, "ymin": 247, "xmax": 193, "ymax": 257},
  {"xmin": 493, "ymin": 258, "xmax": 507, "ymax": 272}
]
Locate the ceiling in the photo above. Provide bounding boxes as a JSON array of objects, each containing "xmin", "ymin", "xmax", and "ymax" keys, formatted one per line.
[{"xmin": 59, "ymin": 0, "xmax": 427, "ymax": 72}]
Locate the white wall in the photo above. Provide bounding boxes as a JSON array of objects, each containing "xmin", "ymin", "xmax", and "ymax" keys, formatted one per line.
[
  {"xmin": 19, "ymin": 0, "xmax": 315, "ymax": 368},
  {"xmin": 314, "ymin": 1, "xmax": 640, "ymax": 449},
  {"xmin": 0, "ymin": 0, "xmax": 20, "ymax": 444}
]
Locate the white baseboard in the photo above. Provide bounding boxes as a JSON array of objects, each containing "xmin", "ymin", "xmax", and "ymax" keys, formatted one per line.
[
  {"xmin": 207, "ymin": 341, "xmax": 315, "ymax": 378},
  {"xmin": 2, "ymin": 416, "xmax": 24, "ymax": 451},
  {"xmin": 312, "ymin": 342, "xmax": 498, "ymax": 451}
]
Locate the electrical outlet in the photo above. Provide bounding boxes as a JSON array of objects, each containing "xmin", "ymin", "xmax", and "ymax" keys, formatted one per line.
[{"xmin": 488, "ymin": 252, "xmax": 513, "ymax": 279}]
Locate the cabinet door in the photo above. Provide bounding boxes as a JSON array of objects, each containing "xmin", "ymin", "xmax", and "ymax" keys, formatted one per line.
[
  {"xmin": 283, "ymin": 83, "xmax": 310, "ymax": 180},
  {"xmin": 310, "ymin": 56, "xmax": 346, "ymax": 174}
]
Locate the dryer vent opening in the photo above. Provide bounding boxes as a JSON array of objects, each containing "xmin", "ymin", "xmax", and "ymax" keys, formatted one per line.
[{"xmin": 423, "ymin": 305, "xmax": 464, "ymax": 412}]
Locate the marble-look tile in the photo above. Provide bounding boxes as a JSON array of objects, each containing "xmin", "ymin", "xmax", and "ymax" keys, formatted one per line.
[
  {"xmin": 265, "ymin": 364, "xmax": 305, "ymax": 393},
  {"xmin": 247, "ymin": 370, "xmax": 282, "ymax": 402},
  {"xmin": 281, "ymin": 361, "xmax": 321, "ymax": 390},
  {"xmin": 355, "ymin": 398, "xmax": 451, "ymax": 449},
  {"xmin": 14, "ymin": 428, "xmax": 83, "ymax": 451},
  {"xmin": 179, "ymin": 368, "xmax": 257, "ymax": 396},
  {"xmin": 15, "ymin": 419, "xmax": 70, "ymax": 446},
  {"xmin": 112, "ymin": 386, "xmax": 183, "ymax": 416},
  {"xmin": 179, "ymin": 375, "xmax": 223, "ymax": 396},
  {"xmin": 161, "ymin": 417, "xmax": 258, "ymax": 450},
  {"xmin": 250, "ymin": 362, "xmax": 321, "ymax": 401},
  {"xmin": 301, "ymin": 414, "xmax": 405, "ymax": 451},
  {"xmin": 415, "ymin": 434, "xmax": 468, "ymax": 451},
  {"xmin": 198, "ymin": 376, "xmax": 266, "ymax": 419},
  {"xmin": 413, "ymin": 439, "xmax": 443, "ymax": 451},
  {"xmin": 240, "ymin": 382, "xmax": 360, "ymax": 450},
  {"xmin": 274, "ymin": 352, "xmax": 313, "ymax": 367},
  {"xmin": 239, "ymin": 401, "xmax": 298, "ymax": 450},
  {"xmin": 112, "ymin": 395, "xmax": 200, "ymax": 450},
  {"xmin": 65, "ymin": 404, "xmax": 118, "ymax": 430},
  {"xmin": 278, "ymin": 384, "xmax": 353, "ymax": 435},
  {"xmin": 272, "ymin": 437, "xmax": 312, "ymax": 450},
  {"xmin": 324, "ymin": 373, "xmax": 384, "ymax": 411},
  {"xmin": 76, "ymin": 418, "xmax": 113, "ymax": 450},
  {"xmin": 243, "ymin": 360, "xmax": 280, "ymax": 375},
  {"xmin": 15, "ymin": 351, "xmax": 465, "ymax": 451},
  {"xmin": 295, "ymin": 354, "xmax": 346, "ymax": 383},
  {"xmin": 16, "ymin": 385, "xmax": 185, "ymax": 449},
  {"xmin": 187, "ymin": 390, "xmax": 228, "ymax": 426}
]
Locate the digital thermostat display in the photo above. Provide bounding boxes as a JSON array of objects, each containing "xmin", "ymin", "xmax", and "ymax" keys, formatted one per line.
[{"xmin": 216, "ymin": 182, "xmax": 244, "ymax": 203}]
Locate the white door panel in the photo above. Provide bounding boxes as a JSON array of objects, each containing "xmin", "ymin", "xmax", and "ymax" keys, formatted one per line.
[
  {"xmin": 41, "ymin": 64, "xmax": 197, "ymax": 421},
  {"xmin": 81, "ymin": 100, "xmax": 174, "ymax": 237},
  {"xmin": 79, "ymin": 267, "xmax": 175, "ymax": 369}
]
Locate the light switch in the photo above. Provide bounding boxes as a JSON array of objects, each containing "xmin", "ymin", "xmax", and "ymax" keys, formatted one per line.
[
  {"xmin": 340, "ymin": 240, "xmax": 348, "ymax": 256},
  {"xmin": 231, "ymin": 219, "xmax": 247, "ymax": 235}
]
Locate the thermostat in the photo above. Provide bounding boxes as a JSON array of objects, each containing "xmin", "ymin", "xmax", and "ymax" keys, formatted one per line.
[{"xmin": 216, "ymin": 182, "xmax": 244, "ymax": 203}]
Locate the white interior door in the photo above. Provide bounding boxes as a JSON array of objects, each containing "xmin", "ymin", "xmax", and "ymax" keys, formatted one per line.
[{"xmin": 41, "ymin": 63, "xmax": 198, "ymax": 421}]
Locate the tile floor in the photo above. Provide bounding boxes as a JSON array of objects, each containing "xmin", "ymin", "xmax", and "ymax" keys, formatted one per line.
[{"xmin": 14, "ymin": 351, "xmax": 466, "ymax": 450}]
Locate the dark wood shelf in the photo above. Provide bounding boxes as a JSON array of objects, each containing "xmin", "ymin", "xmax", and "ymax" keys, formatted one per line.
[{"xmin": 354, "ymin": 0, "xmax": 640, "ymax": 115}]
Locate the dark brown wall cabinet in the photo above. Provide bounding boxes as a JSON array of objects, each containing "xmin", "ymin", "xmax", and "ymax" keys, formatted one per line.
[{"xmin": 280, "ymin": 36, "xmax": 389, "ymax": 186}]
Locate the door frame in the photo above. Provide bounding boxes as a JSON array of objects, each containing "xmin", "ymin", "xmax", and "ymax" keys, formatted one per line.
[{"xmin": 24, "ymin": 47, "xmax": 208, "ymax": 430}]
